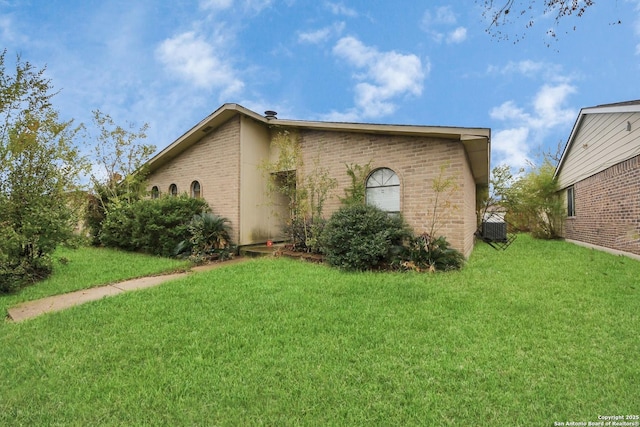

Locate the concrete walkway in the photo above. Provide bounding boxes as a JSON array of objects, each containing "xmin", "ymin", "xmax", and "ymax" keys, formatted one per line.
[{"xmin": 6, "ymin": 257, "xmax": 250, "ymax": 323}]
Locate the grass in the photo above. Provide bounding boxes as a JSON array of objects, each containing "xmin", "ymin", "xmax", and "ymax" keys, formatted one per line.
[
  {"xmin": 0, "ymin": 245, "xmax": 191, "ymax": 318},
  {"xmin": 1, "ymin": 235, "xmax": 639, "ymax": 425}
]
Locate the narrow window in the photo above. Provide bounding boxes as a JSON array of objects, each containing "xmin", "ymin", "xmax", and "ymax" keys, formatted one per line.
[
  {"xmin": 366, "ymin": 168, "xmax": 400, "ymax": 213},
  {"xmin": 151, "ymin": 186, "xmax": 160, "ymax": 199},
  {"xmin": 567, "ymin": 186, "xmax": 575, "ymax": 217},
  {"xmin": 169, "ymin": 183, "xmax": 178, "ymax": 197},
  {"xmin": 191, "ymin": 181, "xmax": 201, "ymax": 198}
]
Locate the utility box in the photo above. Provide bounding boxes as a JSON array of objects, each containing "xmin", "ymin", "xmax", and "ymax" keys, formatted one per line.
[
  {"xmin": 481, "ymin": 212, "xmax": 507, "ymax": 242},
  {"xmin": 482, "ymin": 221, "xmax": 507, "ymax": 242}
]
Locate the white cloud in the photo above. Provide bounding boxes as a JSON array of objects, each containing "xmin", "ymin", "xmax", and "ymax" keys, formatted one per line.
[
  {"xmin": 156, "ymin": 31, "xmax": 244, "ymax": 98},
  {"xmin": 490, "ymin": 82, "xmax": 577, "ymax": 168},
  {"xmin": 332, "ymin": 36, "xmax": 427, "ymax": 119},
  {"xmin": 422, "ymin": 6, "xmax": 456, "ymax": 28},
  {"xmin": 199, "ymin": 0, "xmax": 233, "ymax": 11},
  {"xmin": 421, "ymin": 6, "xmax": 466, "ymax": 44},
  {"xmin": 325, "ymin": 2, "xmax": 358, "ymax": 17},
  {"xmin": 447, "ymin": 27, "xmax": 467, "ymax": 44},
  {"xmin": 298, "ymin": 22, "xmax": 345, "ymax": 44},
  {"xmin": 200, "ymin": 0, "xmax": 274, "ymax": 14},
  {"xmin": 492, "ymin": 127, "xmax": 531, "ymax": 169}
]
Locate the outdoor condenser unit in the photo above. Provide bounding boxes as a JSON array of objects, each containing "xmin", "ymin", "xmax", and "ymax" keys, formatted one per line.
[{"xmin": 482, "ymin": 220, "xmax": 507, "ymax": 242}]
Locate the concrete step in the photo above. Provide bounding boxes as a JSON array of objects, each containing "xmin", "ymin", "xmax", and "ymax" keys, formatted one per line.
[{"xmin": 239, "ymin": 243, "xmax": 283, "ymax": 258}]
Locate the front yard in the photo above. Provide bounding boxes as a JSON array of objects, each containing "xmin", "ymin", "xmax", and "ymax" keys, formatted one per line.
[{"xmin": 1, "ymin": 235, "xmax": 638, "ymax": 425}]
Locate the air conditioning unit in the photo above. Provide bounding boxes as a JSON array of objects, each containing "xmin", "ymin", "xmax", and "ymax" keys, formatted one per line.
[{"xmin": 482, "ymin": 221, "xmax": 507, "ymax": 242}]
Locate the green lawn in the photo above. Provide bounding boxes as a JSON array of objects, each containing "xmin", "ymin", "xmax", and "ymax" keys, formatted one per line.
[
  {"xmin": 0, "ymin": 246, "xmax": 191, "ymax": 318},
  {"xmin": 1, "ymin": 235, "xmax": 638, "ymax": 425}
]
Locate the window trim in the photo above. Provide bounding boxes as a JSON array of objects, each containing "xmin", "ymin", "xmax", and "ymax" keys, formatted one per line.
[
  {"xmin": 190, "ymin": 180, "xmax": 201, "ymax": 198},
  {"xmin": 365, "ymin": 167, "xmax": 400, "ymax": 213},
  {"xmin": 169, "ymin": 183, "xmax": 178, "ymax": 197},
  {"xmin": 567, "ymin": 186, "xmax": 576, "ymax": 217}
]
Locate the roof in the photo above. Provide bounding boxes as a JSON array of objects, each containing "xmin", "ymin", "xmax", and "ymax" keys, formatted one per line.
[
  {"xmin": 554, "ymin": 100, "xmax": 640, "ymax": 181},
  {"xmin": 146, "ymin": 103, "xmax": 492, "ymax": 184}
]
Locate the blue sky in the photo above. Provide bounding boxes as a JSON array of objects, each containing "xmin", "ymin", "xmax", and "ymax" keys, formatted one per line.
[{"xmin": 2, "ymin": 0, "xmax": 640, "ymax": 171}]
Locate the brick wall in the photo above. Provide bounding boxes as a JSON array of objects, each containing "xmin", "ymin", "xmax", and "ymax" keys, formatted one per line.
[
  {"xmin": 564, "ymin": 154, "xmax": 640, "ymax": 255},
  {"xmin": 297, "ymin": 129, "xmax": 474, "ymax": 256},
  {"xmin": 146, "ymin": 117, "xmax": 242, "ymax": 243},
  {"xmin": 147, "ymin": 119, "xmax": 479, "ymax": 256}
]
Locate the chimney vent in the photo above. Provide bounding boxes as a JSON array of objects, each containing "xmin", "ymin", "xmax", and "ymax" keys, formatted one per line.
[{"xmin": 265, "ymin": 110, "xmax": 277, "ymax": 120}]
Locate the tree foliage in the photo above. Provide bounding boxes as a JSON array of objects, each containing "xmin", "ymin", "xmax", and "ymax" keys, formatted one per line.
[
  {"xmin": 260, "ymin": 129, "xmax": 337, "ymax": 252},
  {"xmin": 100, "ymin": 195, "xmax": 209, "ymax": 257},
  {"xmin": 321, "ymin": 204, "xmax": 411, "ymax": 271},
  {"xmin": 86, "ymin": 110, "xmax": 155, "ymax": 244},
  {"xmin": 0, "ymin": 51, "xmax": 89, "ymax": 292},
  {"xmin": 486, "ymin": 161, "xmax": 563, "ymax": 239}
]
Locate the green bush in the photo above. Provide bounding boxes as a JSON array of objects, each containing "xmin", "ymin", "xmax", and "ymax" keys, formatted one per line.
[
  {"xmin": 321, "ymin": 204, "xmax": 411, "ymax": 271},
  {"xmin": 403, "ymin": 233, "xmax": 465, "ymax": 272},
  {"xmin": 175, "ymin": 213, "xmax": 234, "ymax": 263},
  {"xmin": 100, "ymin": 195, "xmax": 209, "ymax": 257},
  {"xmin": 289, "ymin": 217, "xmax": 326, "ymax": 254}
]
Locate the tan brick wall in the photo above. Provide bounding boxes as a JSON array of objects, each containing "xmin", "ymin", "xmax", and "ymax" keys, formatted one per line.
[
  {"xmin": 297, "ymin": 129, "xmax": 474, "ymax": 256},
  {"xmin": 563, "ymin": 154, "xmax": 640, "ymax": 255},
  {"xmin": 147, "ymin": 120, "xmax": 480, "ymax": 256},
  {"xmin": 462, "ymin": 155, "xmax": 478, "ymax": 258},
  {"xmin": 146, "ymin": 117, "xmax": 242, "ymax": 243}
]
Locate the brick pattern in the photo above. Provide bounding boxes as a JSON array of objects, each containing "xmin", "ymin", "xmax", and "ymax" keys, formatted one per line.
[
  {"xmin": 147, "ymin": 119, "xmax": 479, "ymax": 256},
  {"xmin": 146, "ymin": 117, "xmax": 242, "ymax": 243},
  {"xmin": 564, "ymin": 154, "xmax": 640, "ymax": 255},
  {"xmin": 297, "ymin": 130, "xmax": 475, "ymax": 256}
]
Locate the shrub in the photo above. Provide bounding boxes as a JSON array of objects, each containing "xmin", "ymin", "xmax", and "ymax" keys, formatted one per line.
[
  {"xmin": 321, "ymin": 204, "xmax": 411, "ymax": 271},
  {"xmin": 289, "ymin": 217, "xmax": 326, "ymax": 253},
  {"xmin": 0, "ymin": 226, "xmax": 54, "ymax": 293},
  {"xmin": 403, "ymin": 233, "xmax": 465, "ymax": 272},
  {"xmin": 100, "ymin": 195, "xmax": 209, "ymax": 257},
  {"xmin": 175, "ymin": 213, "xmax": 235, "ymax": 263}
]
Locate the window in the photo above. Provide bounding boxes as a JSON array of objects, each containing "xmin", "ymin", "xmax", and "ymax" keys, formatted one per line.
[
  {"xmin": 169, "ymin": 183, "xmax": 178, "ymax": 197},
  {"xmin": 366, "ymin": 168, "xmax": 400, "ymax": 213},
  {"xmin": 191, "ymin": 181, "xmax": 201, "ymax": 198},
  {"xmin": 567, "ymin": 186, "xmax": 575, "ymax": 217},
  {"xmin": 151, "ymin": 186, "xmax": 160, "ymax": 199}
]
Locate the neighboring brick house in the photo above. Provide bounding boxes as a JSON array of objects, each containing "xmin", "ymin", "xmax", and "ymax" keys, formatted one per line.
[
  {"xmin": 555, "ymin": 101, "xmax": 640, "ymax": 256},
  {"xmin": 145, "ymin": 103, "xmax": 491, "ymax": 257}
]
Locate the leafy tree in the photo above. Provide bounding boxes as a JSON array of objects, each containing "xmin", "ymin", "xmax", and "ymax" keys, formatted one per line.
[
  {"xmin": 86, "ymin": 110, "xmax": 155, "ymax": 244},
  {"xmin": 260, "ymin": 129, "xmax": 336, "ymax": 252},
  {"xmin": 491, "ymin": 160, "xmax": 563, "ymax": 238},
  {"xmin": 0, "ymin": 51, "xmax": 89, "ymax": 292}
]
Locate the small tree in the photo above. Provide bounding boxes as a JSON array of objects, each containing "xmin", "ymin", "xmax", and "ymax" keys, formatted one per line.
[
  {"xmin": 86, "ymin": 110, "xmax": 155, "ymax": 244},
  {"xmin": 0, "ymin": 52, "xmax": 89, "ymax": 292},
  {"xmin": 260, "ymin": 129, "xmax": 336, "ymax": 252},
  {"xmin": 404, "ymin": 163, "xmax": 464, "ymax": 272},
  {"xmin": 508, "ymin": 160, "xmax": 563, "ymax": 238}
]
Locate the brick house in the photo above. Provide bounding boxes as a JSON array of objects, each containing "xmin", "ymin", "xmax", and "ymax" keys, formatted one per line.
[
  {"xmin": 145, "ymin": 103, "xmax": 491, "ymax": 257},
  {"xmin": 555, "ymin": 100, "xmax": 640, "ymax": 256}
]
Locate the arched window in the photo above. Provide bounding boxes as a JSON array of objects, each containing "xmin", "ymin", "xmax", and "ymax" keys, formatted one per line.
[
  {"xmin": 151, "ymin": 186, "xmax": 160, "ymax": 199},
  {"xmin": 191, "ymin": 181, "xmax": 201, "ymax": 198},
  {"xmin": 169, "ymin": 183, "xmax": 178, "ymax": 197},
  {"xmin": 366, "ymin": 168, "xmax": 400, "ymax": 213}
]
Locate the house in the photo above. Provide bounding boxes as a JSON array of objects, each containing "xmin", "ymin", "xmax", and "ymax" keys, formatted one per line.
[
  {"xmin": 554, "ymin": 100, "xmax": 640, "ymax": 257},
  {"xmin": 145, "ymin": 103, "xmax": 491, "ymax": 257}
]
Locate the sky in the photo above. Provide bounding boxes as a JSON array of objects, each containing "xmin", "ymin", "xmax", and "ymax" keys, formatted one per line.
[{"xmin": 2, "ymin": 0, "xmax": 640, "ymax": 172}]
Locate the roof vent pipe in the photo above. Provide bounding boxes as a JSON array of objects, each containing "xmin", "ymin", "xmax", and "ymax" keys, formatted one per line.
[{"xmin": 265, "ymin": 110, "xmax": 277, "ymax": 120}]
